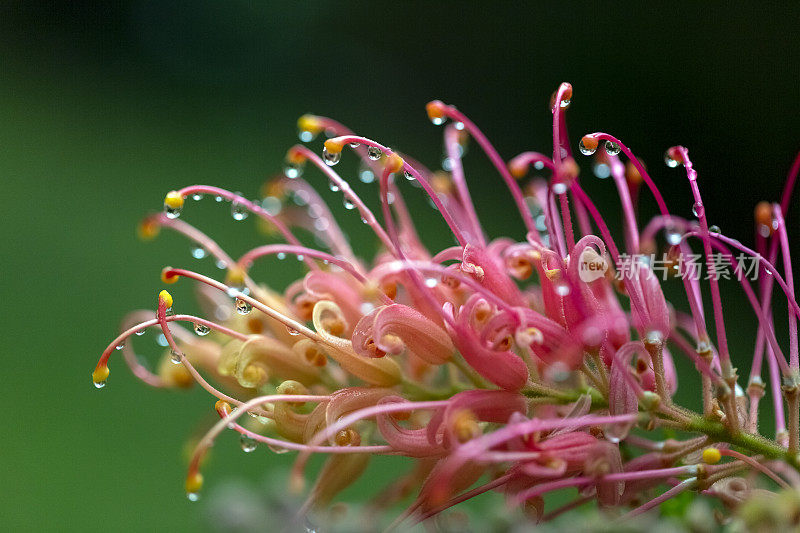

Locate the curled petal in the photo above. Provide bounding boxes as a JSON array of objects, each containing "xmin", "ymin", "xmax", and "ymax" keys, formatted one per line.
[{"xmin": 352, "ymin": 304, "xmax": 454, "ymax": 364}]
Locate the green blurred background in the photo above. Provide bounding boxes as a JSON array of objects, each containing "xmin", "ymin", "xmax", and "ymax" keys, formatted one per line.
[{"xmin": 1, "ymin": 1, "xmax": 798, "ymax": 530}]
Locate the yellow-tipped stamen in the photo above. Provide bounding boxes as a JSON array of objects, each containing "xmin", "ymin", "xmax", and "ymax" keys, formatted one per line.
[
  {"xmin": 452, "ymin": 409, "xmax": 481, "ymax": 443},
  {"xmin": 185, "ymin": 471, "xmax": 203, "ymax": 495},
  {"xmin": 702, "ymin": 447, "xmax": 722, "ymax": 465},
  {"xmin": 323, "ymin": 138, "xmax": 345, "ymax": 155},
  {"xmin": 285, "ymin": 147, "xmax": 306, "ymax": 165},
  {"xmin": 161, "ymin": 267, "xmax": 179, "ymax": 284},
  {"xmin": 137, "ymin": 217, "xmax": 160, "ymax": 240},
  {"xmin": 92, "ymin": 365, "xmax": 110, "ymax": 386},
  {"xmin": 159, "ymin": 289, "xmax": 174, "ymax": 309},
  {"xmin": 385, "ymin": 152, "xmax": 404, "ymax": 174},
  {"xmin": 426, "ymin": 100, "xmax": 446, "ymax": 123},
  {"xmin": 214, "ymin": 399, "xmax": 232, "ymax": 416},
  {"xmin": 225, "ymin": 266, "xmax": 246, "ymax": 288},
  {"xmin": 164, "ymin": 190, "xmax": 184, "ymax": 210},
  {"xmin": 334, "ymin": 428, "xmax": 361, "ymax": 447},
  {"xmin": 297, "ymin": 114, "xmax": 323, "ymax": 135},
  {"xmin": 509, "ymin": 160, "xmax": 529, "ymax": 179}
]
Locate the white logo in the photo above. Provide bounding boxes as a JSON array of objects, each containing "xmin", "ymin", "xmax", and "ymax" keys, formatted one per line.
[{"xmin": 578, "ymin": 248, "xmax": 608, "ymax": 282}]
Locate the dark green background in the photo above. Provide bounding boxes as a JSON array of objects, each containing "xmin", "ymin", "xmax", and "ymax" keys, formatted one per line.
[{"xmin": 1, "ymin": 2, "xmax": 798, "ymax": 530}]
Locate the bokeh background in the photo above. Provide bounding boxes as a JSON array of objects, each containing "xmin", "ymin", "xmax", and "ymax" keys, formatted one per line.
[{"xmin": 1, "ymin": 1, "xmax": 798, "ymax": 530}]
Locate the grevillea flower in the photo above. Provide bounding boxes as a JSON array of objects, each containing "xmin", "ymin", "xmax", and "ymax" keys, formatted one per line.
[{"xmin": 94, "ymin": 83, "xmax": 800, "ymax": 530}]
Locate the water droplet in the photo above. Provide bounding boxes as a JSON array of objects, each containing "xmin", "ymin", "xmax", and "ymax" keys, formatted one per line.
[
  {"xmin": 664, "ymin": 151, "xmax": 680, "ymax": 168},
  {"xmin": 454, "ymin": 121, "xmax": 465, "ymax": 130},
  {"xmin": 644, "ymin": 330, "xmax": 664, "ymax": 345},
  {"xmin": 359, "ymin": 167, "xmax": 375, "ymax": 184},
  {"xmin": 191, "ymin": 193, "xmax": 204, "ymax": 201},
  {"xmin": 240, "ymin": 434, "xmax": 258, "ymax": 453},
  {"xmin": 267, "ymin": 443, "xmax": 290, "ymax": 454},
  {"xmin": 441, "ymin": 157, "xmax": 453, "ymax": 171},
  {"xmin": 578, "ymin": 139, "xmax": 597, "ymax": 156},
  {"xmin": 604, "ymin": 141, "xmax": 621, "ymax": 156},
  {"xmin": 296, "ymin": 255, "xmax": 305, "ymax": 262},
  {"xmin": 115, "ymin": 343, "xmax": 124, "ymax": 351},
  {"xmin": 170, "ymin": 349, "xmax": 182, "ymax": 364},
  {"xmin": 552, "ymin": 182, "xmax": 567, "ymax": 195},
  {"xmin": 216, "ymin": 259, "xmax": 227, "ymax": 269},
  {"xmin": 425, "ymin": 278, "xmax": 437, "ymax": 288},
  {"xmin": 194, "ymin": 323, "xmax": 211, "ymax": 336},
  {"xmin": 692, "ymin": 202, "xmax": 704, "ymax": 218},
  {"xmin": 215, "ymin": 195, "xmax": 224, "ymax": 202},
  {"xmin": 164, "ymin": 206, "xmax": 182, "ymax": 219},
  {"xmin": 696, "ymin": 340, "xmax": 712, "ymax": 354},
  {"xmin": 404, "ymin": 170, "xmax": 415, "ymax": 181},
  {"xmin": 349, "ymin": 142, "xmax": 360, "ymax": 148},
  {"xmin": 665, "ymin": 228, "xmax": 682, "ymax": 246},
  {"xmin": 533, "ymin": 161, "xmax": 545, "ymax": 170},
  {"xmin": 430, "ymin": 116, "xmax": 445, "ymax": 126},
  {"xmin": 367, "ymin": 146, "xmax": 382, "ymax": 160},
  {"xmin": 135, "ymin": 329, "xmax": 146, "ymax": 336},
  {"xmin": 555, "ymin": 282, "xmax": 570, "ymax": 296},
  {"xmin": 235, "ymin": 298, "xmax": 252, "ymax": 315},
  {"xmin": 342, "ymin": 198, "xmax": 355, "ymax": 210},
  {"xmin": 560, "ymin": 98, "xmax": 571, "ymax": 108},
  {"xmin": 261, "ymin": 196, "xmax": 282, "ymax": 216},
  {"xmin": 277, "ymin": 252, "xmax": 286, "ymax": 260},
  {"xmin": 593, "ymin": 163, "xmax": 611, "ymax": 179},
  {"xmin": 93, "ymin": 380, "xmax": 106, "ymax": 389},
  {"xmin": 322, "ymin": 147, "xmax": 341, "ymax": 166},
  {"xmin": 360, "ymin": 302, "xmax": 375, "ymax": 315},
  {"xmin": 157, "ymin": 334, "xmax": 168, "ymax": 347},
  {"xmin": 191, "ymin": 246, "xmax": 206, "ymax": 259},
  {"xmin": 231, "ymin": 201, "xmax": 248, "ymax": 221},
  {"xmin": 186, "ymin": 492, "xmax": 200, "ymax": 502},
  {"xmin": 284, "ymin": 162, "xmax": 302, "ymax": 179},
  {"xmin": 286, "ymin": 327, "xmax": 300, "ymax": 336},
  {"xmin": 328, "ymin": 182, "xmax": 340, "ymax": 192},
  {"xmin": 298, "ymin": 130, "xmax": 315, "ymax": 142},
  {"xmin": 708, "ymin": 225, "xmax": 721, "ymax": 234}
]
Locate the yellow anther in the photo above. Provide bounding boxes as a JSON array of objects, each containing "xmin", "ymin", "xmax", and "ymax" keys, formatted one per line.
[
  {"xmin": 214, "ymin": 399, "xmax": 232, "ymax": 416},
  {"xmin": 185, "ymin": 472, "xmax": 203, "ymax": 494},
  {"xmin": 225, "ymin": 266, "xmax": 246, "ymax": 287},
  {"xmin": 137, "ymin": 217, "xmax": 160, "ymax": 241},
  {"xmin": 92, "ymin": 365, "xmax": 110, "ymax": 385},
  {"xmin": 297, "ymin": 114, "xmax": 323, "ymax": 135},
  {"xmin": 580, "ymin": 135, "xmax": 599, "ymax": 153},
  {"xmin": 240, "ymin": 364, "xmax": 269, "ymax": 388},
  {"xmin": 452, "ymin": 409, "xmax": 481, "ymax": 443},
  {"xmin": 164, "ymin": 190, "xmax": 184, "ymax": 210},
  {"xmin": 755, "ymin": 201, "xmax": 773, "ymax": 228},
  {"xmin": 277, "ymin": 380, "xmax": 307, "ymax": 396},
  {"xmin": 426, "ymin": 100, "xmax": 446, "ymax": 122},
  {"xmin": 159, "ymin": 290, "xmax": 174, "ymax": 309},
  {"xmin": 386, "ymin": 152, "xmax": 404, "ymax": 174},
  {"xmin": 323, "ymin": 138, "xmax": 345, "ymax": 155},
  {"xmin": 702, "ymin": 447, "xmax": 722, "ymax": 465},
  {"xmin": 334, "ymin": 428, "xmax": 361, "ymax": 447},
  {"xmin": 161, "ymin": 267, "xmax": 179, "ymax": 284}
]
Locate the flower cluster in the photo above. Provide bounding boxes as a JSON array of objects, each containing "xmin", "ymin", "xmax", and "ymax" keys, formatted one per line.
[{"xmin": 94, "ymin": 83, "xmax": 800, "ymax": 530}]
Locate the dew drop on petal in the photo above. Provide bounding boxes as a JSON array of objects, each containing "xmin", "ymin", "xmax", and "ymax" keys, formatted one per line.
[
  {"xmin": 604, "ymin": 141, "xmax": 621, "ymax": 156},
  {"xmin": 194, "ymin": 323, "xmax": 211, "ymax": 336},
  {"xmin": 367, "ymin": 146, "xmax": 382, "ymax": 160},
  {"xmin": 578, "ymin": 139, "xmax": 597, "ymax": 156},
  {"xmin": 240, "ymin": 434, "xmax": 258, "ymax": 453},
  {"xmin": 235, "ymin": 298, "xmax": 252, "ymax": 315},
  {"xmin": 322, "ymin": 147, "xmax": 341, "ymax": 166},
  {"xmin": 555, "ymin": 282, "xmax": 570, "ymax": 296}
]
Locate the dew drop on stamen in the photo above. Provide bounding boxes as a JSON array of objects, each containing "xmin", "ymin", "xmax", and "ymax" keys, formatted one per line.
[
  {"xmin": 298, "ymin": 130, "xmax": 314, "ymax": 142},
  {"xmin": 296, "ymin": 255, "xmax": 305, "ymax": 262},
  {"xmin": 343, "ymin": 198, "xmax": 355, "ymax": 210},
  {"xmin": 115, "ymin": 343, "xmax": 124, "ymax": 350},
  {"xmin": 441, "ymin": 157, "xmax": 453, "ymax": 171},
  {"xmin": 604, "ymin": 141, "xmax": 621, "ymax": 156},
  {"xmin": 231, "ymin": 201, "xmax": 248, "ymax": 221},
  {"xmin": 186, "ymin": 492, "xmax": 200, "ymax": 502},
  {"xmin": 268, "ymin": 443, "xmax": 290, "ymax": 454},
  {"xmin": 329, "ymin": 182, "xmax": 340, "ymax": 192},
  {"xmin": 277, "ymin": 252, "xmax": 286, "ymax": 260},
  {"xmin": 286, "ymin": 326, "xmax": 300, "ymax": 336},
  {"xmin": 240, "ymin": 434, "xmax": 258, "ymax": 453},
  {"xmin": 164, "ymin": 205, "xmax": 182, "ymax": 219},
  {"xmin": 367, "ymin": 146, "xmax": 382, "ymax": 160},
  {"xmin": 170, "ymin": 349, "xmax": 182, "ymax": 364},
  {"xmin": 404, "ymin": 170, "xmax": 415, "ymax": 181},
  {"xmin": 359, "ymin": 167, "xmax": 375, "ymax": 184},
  {"xmin": 665, "ymin": 228, "xmax": 682, "ymax": 246},
  {"xmin": 424, "ymin": 278, "xmax": 437, "ymax": 288},
  {"xmin": 533, "ymin": 160, "xmax": 545, "ymax": 170},
  {"xmin": 194, "ymin": 323, "xmax": 211, "ymax": 336},
  {"xmin": 692, "ymin": 202, "xmax": 704, "ymax": 218},
  {"xmin": 261, "ymin": 196, "xmax": 282, "ymax": 216},
  {"xmin": 235, "ymin": 298, "xmax": 252, "ymax": 315},
  {"xmin": 191, "ymin": 193, "xmax": 204, "ymax": 201},
  {"xmin": 709, "ymin": 225, "xmax": 721, "ymax": 234},
  {"xmin": 322, "ymin": 147, "xmax": 341, "ymax": 166},
  {"xmin": 157, "ymin": 334, "xmax": 169, "ymax": 347},
  {"xmin": 135, "ymin": 329, "xmax": 146, "ymax": 336},
  {"xmin": 93, "ymin": 380, "xmax": 106, "ymax": 389},
  {"xmin": 215, "ymin": 195, "xmax": 224, "ymax": 202},
  {"xmin": 349, "ymin": 142, "xmax": 360, "ymax": 148},
  {"xmin": 191, "ymin": 246, "xmax": 206, "ymax": 259},
  {"xmin": 664, "ymin": 151, "xmax": 680, "ymax": 168},
  {"xmin": 593, "ymin": 163, "xmax": 611, "ymax": 179},
  {"xmin": 430, "ymin": 116, "xmax": 445, "ymax": 126},
  {"xmin": 578, "ymin": 139, "xmax": 597, "ymax": 156},
  {"xmin": 284, "ymin": 163, "xmax": 302, "ymax": 179},
  {"xmin": 552, "ymin": 182, "xmax": 568, "ymax": 195},
  {"xmin": 216, "ymin": 259, "xmax": 227, "ymax": 269}
]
